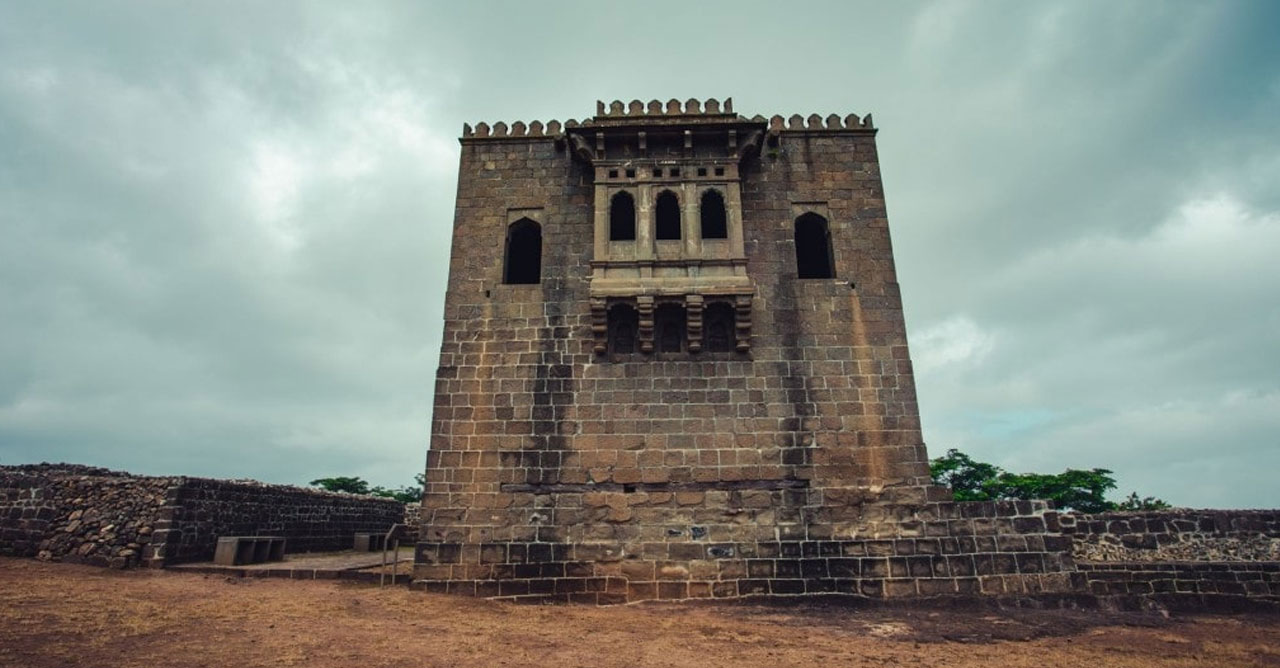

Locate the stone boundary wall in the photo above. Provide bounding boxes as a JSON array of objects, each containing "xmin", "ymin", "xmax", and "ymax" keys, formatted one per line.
[
  {"xmin": 1061, "ymin": 510, "xmax": 1280, "ymax": 562},
  {"xmin": 1078, "ymin": 561, "xmax": 1279, "ymax": 598},
  {"xmin": 154, "ymin": 477, "xmax": 406, "ymax": 565},
  {"xmin": 1, "ymin": 464, "xmax": 404, "ymax": 568},
  {"xmin": 413, "ymin": 499, "xmax": 1080, "ymax": 604},
  {"xmin": 1, "ymin": 464, "xmax": 174, "ymax": 568}
]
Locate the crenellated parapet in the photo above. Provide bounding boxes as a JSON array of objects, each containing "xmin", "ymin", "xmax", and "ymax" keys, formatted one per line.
[
  {"xmin": 463, "ymin": 119, "xmax": 573, "ymax": 139},
  {"xmin": 594, "ymin": 97, "xmax": 735, "ymax": 118},
  {"xmin": 762, "ymin": 112, "xmax": 874, "ymax": 131},
  {"xmin": 460, "ymin": 97, "xmax": 874, "ymax": 140}
]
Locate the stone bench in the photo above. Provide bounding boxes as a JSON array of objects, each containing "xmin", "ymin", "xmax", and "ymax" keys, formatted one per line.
[
  {"xmin": 353, "ymin": 533, "xmax": 387, "ymax": 552},
  {"xmin": 214, "ymin": 536, "xmax": 286, "ymax": 566}
]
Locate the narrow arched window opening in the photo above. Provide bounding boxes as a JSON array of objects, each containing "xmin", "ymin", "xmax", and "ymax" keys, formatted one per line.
[
  {"xmin": 654, "ymin": 303, "xmax": 686, "ymax": 353},
  {"xmin": 655, "ymin": 190, "xmax": 681, "ymax": 240},
  {"xmin": 700, "ymin": 190, "xmax": 727, "ymax": 239},
  {"xmin": 503, "ymin": 218, "xmax": 542, "ymax": 284},
  {"xmin": 610, "ymin": 192, "xmax": 636, "ymax": 241},
  {"xmin": 794, "ymin": 213, "xmax": 835, "ymax": 279},
  {"xmin": 607, "ymin": 303, "xmax": 639, "ymax": 355},
  {"xmin": 703, "ymin": 302, "xmax": 736, "ymax": 352}
]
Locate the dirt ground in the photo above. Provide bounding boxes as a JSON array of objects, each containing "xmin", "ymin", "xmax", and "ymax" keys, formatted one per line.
[{"xmin": 1, "ymin": 559, "xmax": 1277, "ymax": 668}]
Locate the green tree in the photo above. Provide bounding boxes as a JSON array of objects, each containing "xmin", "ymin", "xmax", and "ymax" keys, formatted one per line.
[
  {"xmin": 308, "ymin": 476, "xmax": 370, "ymax": 495},
  {"xmin": 309, "ymin": 473, "xmax": 425, "ymax": 503},
  {"xmin": 1113, "ymin": 491, "xmax": 1172, "ymax": 511},
  {"xmin": 928, "ymin": 449, "xmax": 1167, "ymax": 513},
  {"xmin": 929, "ymin": 449, "xmax": 1002, "ymax": 502}
]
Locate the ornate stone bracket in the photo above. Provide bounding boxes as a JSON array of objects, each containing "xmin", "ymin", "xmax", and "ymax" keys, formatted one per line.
[
  {"xmin": 636, "ymin": 296, "xmax": 655, "ymax": 354},
  {"xmin": 734, "ymin": 295, "xmax": 753, "ymax": 353},
  {"xmin": 590, "ymin": 297, "xmax": 608, "ymax": 355},
  {"xmin": 569, "ymin": 133, "xmax": 595, "ymax": 165},
  {"xmin": 685, "ymin": 295, "xmax": 704, "ymax": 354}
]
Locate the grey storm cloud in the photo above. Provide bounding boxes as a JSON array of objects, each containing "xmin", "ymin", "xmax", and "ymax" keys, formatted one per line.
[{"xmin": 1, "ymin": 1, "xmax": 1277, "ymax": 507}]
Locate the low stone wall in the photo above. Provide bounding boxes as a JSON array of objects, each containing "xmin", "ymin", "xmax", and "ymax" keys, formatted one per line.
[
  {"xmin": 1, "ymin": 464, "xmax": 404, "ymax": 568},
  {"xmin": 1062, "ymin": 510, "xmax": 1280, "ymax": 562},
  {"xmin": 154, "ymin": 478, "xmax": 406, "ymax": 565},
  {"xmin": 0, "ymin": 464, "xmax": 174, "ymax": 568},
  {"xmin": 1078, "ymin": 562, "xmax": 1280, "ymax": 598},
  {"xmin": 1059, "ymin": 509, "xmax": 1280, "ymax": 610},
  {"xmin": 414, "ymin": 499, "xmax": 1080, "ymax": 604}
]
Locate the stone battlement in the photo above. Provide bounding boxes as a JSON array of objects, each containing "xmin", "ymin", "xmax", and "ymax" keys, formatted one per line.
[{"xmin": 462, "ymin": 97, "xmax": 872, "ymax": 139}]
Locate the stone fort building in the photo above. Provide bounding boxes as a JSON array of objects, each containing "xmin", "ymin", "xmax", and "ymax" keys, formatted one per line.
[{"xmin": 413, "ymin": 98, "xmax": 1079, "ymax": 603}]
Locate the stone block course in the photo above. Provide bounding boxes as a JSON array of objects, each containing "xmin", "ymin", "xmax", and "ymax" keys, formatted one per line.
[{"xmin": 1, "ymin": 463, "xmax": 403, "ymax": 568}]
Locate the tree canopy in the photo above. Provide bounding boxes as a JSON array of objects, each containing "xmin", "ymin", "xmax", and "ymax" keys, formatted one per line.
[
  {"xmin": 929, "ymin": 449, "xmax": 1169, "ymax": 513},
  {"xmin": 309, "ymin": 473, "xmax": 424, "ymax": 503}
]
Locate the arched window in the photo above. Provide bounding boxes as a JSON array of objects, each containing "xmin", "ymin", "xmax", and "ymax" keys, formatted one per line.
[
  {"xmin": 610, "ymin": 192, "xmax": 636, "ymax": 241},
  {"xmin": 703, "ymin": 302, "xmax": 736, "ymax": 352},
  {"xmin": 700, "ymin": 190, "xmax": 727, "ymax": 239},
  {"xmin": 503, "ymin": 218, "xmax": 541, "ymax": 284},
  {"xmin": 607, "ymin": 303, "xmax": 639, "ymax": 354},
  {"xmin": 655, "ymin": 190, "xmax": 681, "ymax": 240},
  {"xmin": 794, "ymin": 213, "xmax": 835, "ymax": 279},
  {"xmin": 654, "ymin": 303, "xmax": 686, "ymax": 353}
]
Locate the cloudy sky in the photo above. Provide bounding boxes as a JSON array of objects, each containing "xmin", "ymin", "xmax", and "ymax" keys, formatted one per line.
[{"xmin": 1, "ymin": 1, "xmax": 1276, "ymax": 508}]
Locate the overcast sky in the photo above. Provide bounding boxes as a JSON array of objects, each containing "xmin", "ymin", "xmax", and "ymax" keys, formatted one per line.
[{"xmin": 1, "ymin": 1, "xmax": 1276, "ymax": 508}]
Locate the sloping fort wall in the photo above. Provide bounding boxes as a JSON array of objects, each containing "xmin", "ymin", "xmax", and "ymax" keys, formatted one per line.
[{"xmin": 0, "ymin": 464, "xmax": 403, "ymax": 567}]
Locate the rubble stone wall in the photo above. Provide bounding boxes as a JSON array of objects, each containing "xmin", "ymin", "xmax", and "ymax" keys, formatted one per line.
[
  {"xmin": 0, "ymin": 464, "xmax": 174, "ymax": 568},
  {"xmin": 1062, "ymin": 510, "xmax": 1280, "ymax": 562},
  {"xmin": 1, "ymin": 464, "xmax": 404, "ymax": 568}
]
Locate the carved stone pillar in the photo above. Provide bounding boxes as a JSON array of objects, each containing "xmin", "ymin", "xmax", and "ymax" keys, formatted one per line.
[
  {"xmin": 637, "ymin": 296, "xmax": 655, "ymax": 354},
  {"xmin": 685, "ymin": 295, "xmax": 704, "ymax": 354},
  {"xmin": 590, "ymin": 297, "xmax": 608, "ymax": 355}
]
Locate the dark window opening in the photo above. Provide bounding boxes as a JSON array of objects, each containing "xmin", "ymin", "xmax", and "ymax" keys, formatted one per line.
[
  {"xmin": 608, "ymin": 303, "xmax": 639, "ymax": 355},
  {"xmin": 697, "ymin": 167, "xmax": 707, "ymax": 177},
  {"xmin": 610, "ymin": 191, "xmax": 636, "ymax": 241},
  {"xmin": 703, "ymin": 302, "xmax": 735, "ymax": 352},
  {"xmin": 503, "ymin": 218, "xmax": 542, "ymax": 284},
  {"xmin": 655, "ymin": 190, "xmax": 681, "ymax": 240},
  {"xmin": 700, "ymin": 190, "xmax": 727, "ymax": 240},
  {"xmin": 625, "ymin": 168, "xmax": 636, "ymax": 178},
  {"xmin": 608, "ymin": 169, "xmax": 618, "ymax": 179},
  {"xmin": 670, "ymin": 167, "xmax": 680, "ymax": 177},
  {"xmin": 652, "ymin": 167, "xmax": 662, "ymax": 178},
  {"xmin": 655, "ymin": 303, "xmax": 686, "ymax": 353},
  {"xmin": 714, "ymin": 167, "xmax": 725, "ymax": 176},
  {"xmin": 795, "ymin": 213, "xmax": 835, "ymax": 279}
]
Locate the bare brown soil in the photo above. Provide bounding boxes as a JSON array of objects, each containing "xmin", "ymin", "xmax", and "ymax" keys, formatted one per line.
[{"xmin": 1, "ymin": 559, "xmax": 1277, "ymax": 668}]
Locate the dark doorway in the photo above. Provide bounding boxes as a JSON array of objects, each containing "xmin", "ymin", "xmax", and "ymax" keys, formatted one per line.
[
  {"xmin": 608, "ymin": 303, "xmax": 639, "ymax": 354},
  {"xmin": 655, "ymin": 190, "xmax": 681, "ymax": 240},
  {"xmin": 654, "ymin": 303, "xmax": 686, "ymax": 353},
  {"xmin": 610, "ymin": 191, "xmax": 636, "ymax": 241},
  {"xmin": 700, "ymin": 190, "xmax": 727, "ymax": 239},
  {"xmin": 503, "ymin": 218, "xmax": 541, "ymax": 284},
  {"xmin": 794, "ymin": 213, "xmax": 835, "ymax": 279}
]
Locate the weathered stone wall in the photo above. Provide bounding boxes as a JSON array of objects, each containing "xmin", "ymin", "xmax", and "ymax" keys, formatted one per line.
[
  {"xmin": 1, "ymin": 464, "xmax": 404, "ymax": 567},
  {"xmin": 154, "ymin": 477, "xmax": 406, "ymax": 565},
  {"xmin": 1063, "ymin": 510, "xmax": 1280, "ymax": 608},
  {"xmin": 1, "ymin": 464, "xmax": 173, "ymax": 568},
  {"xmin": 1077, "ymin": 562, "xmax": 1280, "ymax": 609},
  {"xmin": 416, "ymin": 498, "xmax": 1079, "ymax": 604},
  {"xmin": 1063, "ymin": 510, "xmax": 1280, "ymax": 562}
]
